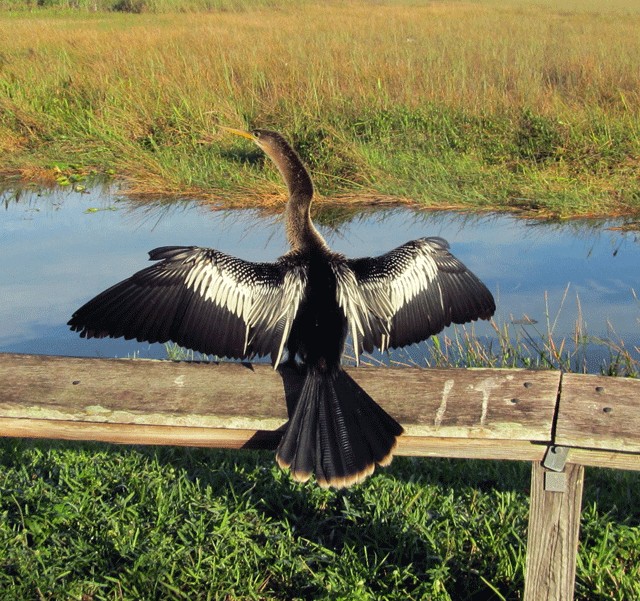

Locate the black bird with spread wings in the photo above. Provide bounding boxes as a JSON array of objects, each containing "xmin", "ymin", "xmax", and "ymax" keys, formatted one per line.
[{"xmin": 69, "ymin": 128, "xmax": 495, "ymax": 488}]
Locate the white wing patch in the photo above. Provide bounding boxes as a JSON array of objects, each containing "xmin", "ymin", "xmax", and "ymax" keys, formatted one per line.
[
  {"xmin": 333, "ymin": 237, "xmax": 494, "ymax": 362},
  {"xmin": 246, "ymin": 267, "xmax": 307, "ymax": 365},
  {"xmin": 178, "ymin": 248, "xmax": 308, "ymax": 365},
  {"xmin": 386, "ymin": 245, "xmax": 439, "ymax": 314},
  {"xmin": 332, "ymin": 242, "xmax": 440, "ymax": 363}
]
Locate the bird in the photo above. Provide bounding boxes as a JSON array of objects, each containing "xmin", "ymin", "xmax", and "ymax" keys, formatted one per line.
[{"xmin": 69, "ymin": 127, "xmax": 496, "ymax": 489}]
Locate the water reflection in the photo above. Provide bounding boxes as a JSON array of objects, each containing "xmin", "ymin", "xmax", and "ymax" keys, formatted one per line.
[{"xmin": 1, "ymin": 186, "xmax": 638, "ymax": 372}]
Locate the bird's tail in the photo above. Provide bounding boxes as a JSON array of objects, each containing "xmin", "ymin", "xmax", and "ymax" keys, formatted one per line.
[{"xmin": 276, "ymin": 366, "xmax": 403, "ymax": 488}]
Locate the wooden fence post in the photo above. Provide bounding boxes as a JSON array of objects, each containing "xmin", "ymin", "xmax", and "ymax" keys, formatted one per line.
[{"xmin": 524, "ymin": 461, "xmax": 585, "ymax": 601}]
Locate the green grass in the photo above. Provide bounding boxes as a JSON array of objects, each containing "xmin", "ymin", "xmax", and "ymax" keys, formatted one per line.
[
  {"xmin": 2, "ymin": 439, "xmax": 640, "ymax": 600},
  {"xmin": 345, "ymin": 285, "xmax": 640, "ymax": 377},
  {"xmin": 1, "ymin": 2, "xmax": 640, "ymax": 217}
]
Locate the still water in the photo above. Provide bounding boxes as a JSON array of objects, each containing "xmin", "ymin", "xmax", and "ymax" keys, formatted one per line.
[{"xmin": 1, "ymin": 186, "xmax": 639, "ymax": 371}]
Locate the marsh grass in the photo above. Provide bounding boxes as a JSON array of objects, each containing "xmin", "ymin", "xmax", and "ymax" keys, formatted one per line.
[
  {"xmin": 424, "ymin": 316, "xmax": 640, "ymax": 377},
  {"xmin": 1, "ymin": 2, "xmax": 640, "ymax": 217},
  {"xmin": 0, "ymin": 0, "xmax": 304, "ymax": 11},
  {"xmin": 346, "ymin": 286, "xmax": 640, "ymax": 377}
]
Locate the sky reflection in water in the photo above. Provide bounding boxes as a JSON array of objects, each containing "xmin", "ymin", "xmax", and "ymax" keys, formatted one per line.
[{"xmin": 1, "ymin": 187, "xmax": 638, "ymax": 371}]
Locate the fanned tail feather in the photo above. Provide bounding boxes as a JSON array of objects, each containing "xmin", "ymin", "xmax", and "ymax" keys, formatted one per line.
[{"xmin": 276, "ymin": 367, "xmax": 403, "ymax": 488}]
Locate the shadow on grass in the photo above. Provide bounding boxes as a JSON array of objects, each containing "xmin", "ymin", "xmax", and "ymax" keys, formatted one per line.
[
  {"xmin": 153, "ymin": 444, "xmax": 640, "ymax": 524},
  {"xmin": 127, "ymin": 444, "xmax": 533, "ymax": 599},
  {"xmin": 217, "ymin": 146, "xmax": 265, "ymax": 168},
  {"xmin": 3, "ymin": 438, "xmax": 638, "ymax": 521},
  {"xmin": 2, "ymin": 437, "xmax": 639, "ymax": 600}
]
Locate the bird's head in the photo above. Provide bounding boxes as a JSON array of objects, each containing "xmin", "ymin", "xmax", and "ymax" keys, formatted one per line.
[
  {"xmin": 219, "ymin": 126, "xmax": 287, "ymax": 156},
  {"xmin": 219, "ymin": 126, "xmax": 314, "ymax": 215}
]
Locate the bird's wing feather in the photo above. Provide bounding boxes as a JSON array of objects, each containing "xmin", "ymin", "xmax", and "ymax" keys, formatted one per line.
[
  {"xmin": 68, "ymin": 246, "xmax": 307, "ymax": 364},
  {"xmin": 333, "ymin": 237, "xmax": 495, "ymax": 361}
]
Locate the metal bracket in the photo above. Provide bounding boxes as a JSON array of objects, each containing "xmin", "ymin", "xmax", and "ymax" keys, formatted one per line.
[
  {"xmin": 542, "ymin": 446, "xmax": 570, "ymax": 492},
  {"xmin": 543, "ymin": 445, "xmax": 569, "ymax": 472}
]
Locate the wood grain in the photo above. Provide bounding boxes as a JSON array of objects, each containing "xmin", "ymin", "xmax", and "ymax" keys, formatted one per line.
[
  {"xmin": 0, "ymin": 353, "xmax": 560, "ymax": 443},
  {"xmin": 524, "ymin": 462, "xmax": 585, "ymax": 601},
  {"xmin": 556, "ymin": 373, "xmax": 640, "ymax": 453},
  {"xmin": 2, "ymin": 353, "xmax": 639, "ymax": 472}
]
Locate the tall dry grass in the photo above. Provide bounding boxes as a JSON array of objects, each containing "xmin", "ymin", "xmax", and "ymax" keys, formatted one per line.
[
  {"xmin": 16, "ymin": 5, "xmax": 640, "ymax": 104},
  {"xmin": 1, "ymin": 2, "xmax": 639, "ymax": 211},
  {"xmin": 5, "ymin": 3, "xmax": 637, "ymax": 114}
]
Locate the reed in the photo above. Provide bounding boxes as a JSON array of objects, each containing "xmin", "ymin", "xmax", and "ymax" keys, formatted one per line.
[
  {"xmin": 1, "ymin": 2, "xmax": 639, "ymax": 216},
  {"xmin": 359, "ymin": 318, "xmax": 640, "ymax": 378}
]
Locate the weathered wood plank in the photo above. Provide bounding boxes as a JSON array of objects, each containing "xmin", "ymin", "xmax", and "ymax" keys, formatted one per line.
[
  {"xmin": 0, "ymin": 418, "xmax": 282, "ymax": 449},
  {"xmin": 0, "ymin": 414, "xmax": 548, "ymax": 462},
  {"xmin": 355, "ymin": 365, "xmax": 560, "ymax": 441},
  {"xmin": 524, "ymin": 462, "xmax": 585, "ymax": 601},
  {"xmin": 0, "ymin": 353, "xmax": 560, "ymax": 443},
  {"xmin": 566, "ymin": 448, "xmax": 640, "ymax": 472},
  {"xmin": 0, "ymin": 354, "xmax": 288, "ymax": 431},
  {"xmin": 396, "ymin": 437, "xmax": 546, "ymax": 461},
  {"xmin": 556, "ymin": 373, "xmax": 640, "ymax": 453}
]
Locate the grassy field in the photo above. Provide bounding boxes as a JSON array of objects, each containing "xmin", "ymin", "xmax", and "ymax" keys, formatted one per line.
[
  {"xmin": 1, "ymin": 1, "xmax": 640, "ymax": 217},
  {"xmin": 1, "ymin": 439, "xmax": 640, "ymax": 601}
]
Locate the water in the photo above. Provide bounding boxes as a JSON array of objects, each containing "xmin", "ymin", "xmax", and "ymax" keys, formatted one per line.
[{"xmin": 1, "ymin": 186, "xmax": 639, "ymax": 371}]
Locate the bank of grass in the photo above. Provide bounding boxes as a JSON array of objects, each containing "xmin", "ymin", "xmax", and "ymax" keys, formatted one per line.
[
  {"xmin": 1, "ymin": 439, "xmax": 639, "ymax": 601},
  {"xmin": 1, "ymin": 1, "xmax": 640, "ymax": 217}
]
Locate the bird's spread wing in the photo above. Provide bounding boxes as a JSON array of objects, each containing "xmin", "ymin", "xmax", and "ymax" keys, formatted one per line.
[
  {"xmin": 333, "ymin": 237, "xmax": 495, "ymax": 362},
  {"xmin": 68, "ymin": 246, "xmax": 307, "ymax": 364}
]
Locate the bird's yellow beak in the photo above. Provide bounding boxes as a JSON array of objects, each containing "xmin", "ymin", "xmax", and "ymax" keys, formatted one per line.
[{"xmin": 219, "ymin": 126, "xmax": 256, "ymax": 141}]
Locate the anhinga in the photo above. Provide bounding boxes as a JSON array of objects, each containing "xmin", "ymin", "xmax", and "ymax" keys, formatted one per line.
[{"xmin": 69, "ymin": 127, "xmax": 496, "ymax": 488}]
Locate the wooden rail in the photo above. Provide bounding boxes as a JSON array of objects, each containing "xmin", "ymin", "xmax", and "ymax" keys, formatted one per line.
[{"xmin": 1, "ymin": 353, "xmax": 639, "ymax": 600}]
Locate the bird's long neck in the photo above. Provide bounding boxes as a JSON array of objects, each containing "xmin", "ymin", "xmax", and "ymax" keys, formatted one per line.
[
  {"xmin": 268, "ymin": 143, "xmax": 327, "ymax": 252},
  {"xmin": 284, "ymin": 191, "xmax": 327, "ymax": 252}
]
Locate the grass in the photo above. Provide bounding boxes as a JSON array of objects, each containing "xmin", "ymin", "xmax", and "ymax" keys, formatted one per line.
[
  {"xmin": 1, "ymin": 440, "xmax": 640, "ymax": 601},
  {"xmin": 428, "ymin": 292, "xmax": 640, "ymax": 377},
  {"xmin": 1, "ymin": 1, "xmax": 640, "ymax": 217},
  {"xmin": 339, "ymin": 284, "xmax": 640, "ymax": 377}
]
